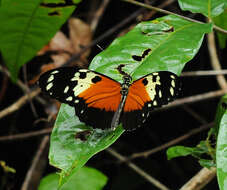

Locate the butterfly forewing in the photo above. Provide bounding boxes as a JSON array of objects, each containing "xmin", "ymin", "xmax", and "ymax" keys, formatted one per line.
[
  {"xmin": 38, "ymin": 67, "xmax": 122, "ymax": 129},
  {"xmin": 39, "ymin": 67, "xmax": 181, "ymax": 131},
  {"xmin": 122, "ymin": 71, "xmax": 180, "ymax": 130}
]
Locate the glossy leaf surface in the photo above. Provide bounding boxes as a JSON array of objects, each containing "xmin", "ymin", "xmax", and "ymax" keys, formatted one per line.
[
  {"xmin": 213, "ymin": 10, "xmax": 227, "ymax": 48},
  {"xmin": 178, "ymin": 0, "xmax": 227, "ymax": 18},
  {"xmin": 49, "ymin": 104, "xmax": 123, "ymax": 187},
  {"xmin": 38, "ymin": 166, "xmax": 107, "ymax": 190},
  {"xmin": 50, "ymin": 15, "xmax": 212, "ymax": 187},
  {"xmin": 0, "ymin": 0, "xmax": 80, "ymax": 81},
  {"xmin": 216, "ymin": 101, "xmax": 227, "ymax": 190},
  {"xmin": 90, "ymin": 15, "xmax": 212, "ymax": 83}
]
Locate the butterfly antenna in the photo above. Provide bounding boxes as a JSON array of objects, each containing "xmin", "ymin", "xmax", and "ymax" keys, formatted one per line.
[{"xmin": 96, "ymin": 44, "xmax": 104, "ymax": 51}]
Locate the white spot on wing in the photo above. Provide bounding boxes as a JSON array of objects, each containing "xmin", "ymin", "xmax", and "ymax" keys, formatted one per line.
[
  {"xmin": 144, "ymin": 75, "xmax": 161, "ymax": 100},
  {"xmin": 171, "ymin": 80, "xmax": 175, "ymax": 87},
  {"xmin": 64, "ymin": 86, "xmax": 69, "ymax": 93},
  {"xmin": 153, "ymin": 100, "xmax": 157, "ymax": 106},
  {"xmin": 46, "ymin": 83, "xmax": 53, "ymax": 91},
  {"xmin": 51, "ymin": 70, "xmax": 59, "ymax": 74},
  {"xmin": 159, "ymin": 90, "xmax": 162, "ymax": 98},
  {"xmin": 47, "ymin": 75, "xmax": 54, "ymax": 82},
  {"xmin": 170, "ymin": 75, "xmax": 175, "ymax": 79},
  {"xmin": 79, "ymin": 69, "xmax": 89, "ymax": 72},
  {"xmin": 153, "ymin": 72, "xmax": 158, "ymax": 75},
  {"xmin": 81, "ymin": 110, "xmax": 84, "ymax": 114},
  {"xmin": 72, "ymin": 72, "xmax": 99, "ymax": 96},
  {"xmin": 170, "ymin": 87, "xmax": 174, "ymax": 96},
  {"xmin": 142, "ymin": 113, "xmax": 145, "ymax": 117},
  {"xmin": 66, "ymin": 96, "xmax": 73, "ymax": 101},
  {"xmin": 75, "ymin": 99, "xmax": 79, "ymax": 103},
  {"xmin": 148, "ymin": 103, "xmax": 152, "ymax": 107}
]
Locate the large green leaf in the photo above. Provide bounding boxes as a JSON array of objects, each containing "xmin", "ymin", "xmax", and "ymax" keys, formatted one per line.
[
  {"xmin": 216, "ymin": 103, "xmax": 227, "ymax": 190},
  {"xmin": 49, "ymin": 104, "xmax": 123, "ymax": 187},
  {"xmin": 214, "ymin": 94, "xmax": 227, "ymax": 137},
  {"xmin": 213, "ymin": 10, "xmax": 227, "ymax": 49},
  {"xmin": 0, "ymin": 0, "xmax": 80, "ymax": 81},
  {"xmin": 90, "ymin": 15, "xmax": 212, "ymax": 82},
  {"xmin": 38, "ymin": 166, "xmax": 108, "ymax": 190},
  {"xmin": 50, "ymin": 15, "xmax": 212, "ymax": 187},
  {"xmin": 178, "ymin": 0, "xmax": 227, "ymax": 18}
]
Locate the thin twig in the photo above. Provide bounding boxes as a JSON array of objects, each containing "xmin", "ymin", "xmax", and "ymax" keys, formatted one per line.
[
  {"xmin": 143, "ymin": 0, "xmax": 175, "ymax": 20},
  {"xmin": 21, "ymin": 136, "xmax": 49, "ymax": 190},
  {"xmin": 0, "ymin": 88, "xmax": 41, "ymax": 119},
  {"xmin": 121, "ymin": 0, "xmax": 227, "ymax": 34},
  {"xmin": 90, "ymin": 0, "xmax": 111, "ymax": 32},
  {"xmin": 179, "ymin": 167, "xmax": 216, "ymax": 190},
  {"xmin": 0, "ymin": 65, "xmax": 46, "ymax": 105},
  {"xmin": 156, "ymin": 89, "xmax": 225, "ymax": 112},
  {"xmin": 106, "ymin": 148, "xmax": 171, "ymax": 190},
  {"xmin": 0, "ymin": 74, "xmax": 8, "ymax": 103},
  {"xmin": 0, "ymin": 128, "xmax": 52, "ymax": 141},
  {"xmin": 207, "ymin": 31, "xmax": 227, "ymax": 92},
  {"xmin": 127, "ymin": 122, "xmax": 213, "ymax": 161},
  {"xmin": 182, "ymin": 105, "xmax": 207, "ymax": 124},
  {"xmin": 23, "ymin": 65, "xmax": 38, "ymax": 118},
  {"xmin": 64, "ymin": 7, "xmax": 145, "ymax": 66},
  {"xmin": 181, "ymin": 70, "xmax": 227, "ymax": 77}
]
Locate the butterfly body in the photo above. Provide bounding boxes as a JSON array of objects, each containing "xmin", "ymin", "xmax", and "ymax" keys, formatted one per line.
[{"xmin": 39, "ymin": 67, "xmax": 180, "ymax": 131}]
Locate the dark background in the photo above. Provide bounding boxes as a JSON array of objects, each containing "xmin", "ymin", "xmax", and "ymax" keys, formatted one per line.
[{"xmin": 0, "ymin": 0, "xmax": 226, "ymax": 189}]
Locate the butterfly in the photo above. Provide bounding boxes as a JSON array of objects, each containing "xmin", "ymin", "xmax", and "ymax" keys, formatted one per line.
[{"xmin": 38, "ymin": 66, "xmax": 181, "ymax": 131}]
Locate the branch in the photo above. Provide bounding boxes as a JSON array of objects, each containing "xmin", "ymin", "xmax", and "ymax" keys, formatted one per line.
[
  {"xmin": 90, "ymin": 0, "xmax": 111, "ymax": 32},
  {"xmin": 179, "ymin": 167, "xmax": 216, "ymax": 190},
  {"xmin": 0, "ymin": 88, "xmax": 41, "ymax": 119},
  {"xmin": 207, "ymin": 31, "xmax": 227, "ymax": 92},
  {"xmin": 127, "ymin": 122, "xmax": 213, "ymax": 161},
  {"xmin": 156, "ymin": 89, "xmax": 225, "ymax": 112},
  {"xmin": 21, "ymin": 136, "xmax": 49, "ymax": 190},
  {"xmin": 0, "ymin": 128, "xmax": 52, "ymax": 141},
  {"xmin": 106, "ymin": 148, "xmax": 171, "ymax": 190},
  {"xmin": 0, "ymin": 65, "xmax": 46, "ymax": 105},
  {"xmin": 182, "ymin": 70, "xmax": 227, "ymax": 77}
]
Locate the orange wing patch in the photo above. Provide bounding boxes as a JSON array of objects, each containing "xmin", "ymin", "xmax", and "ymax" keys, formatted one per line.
[
  {"xmin": 78, "ymin": 76, "xmax": 121, "ymax": 112},
  {"xmin": 124, "ymin": 78, "xmax": 150, "ymax": 112}
]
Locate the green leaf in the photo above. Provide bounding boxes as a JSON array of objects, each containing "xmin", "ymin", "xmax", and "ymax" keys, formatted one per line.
[
  {"xmin": 167, "ymin": 146, "xmax": 204, "ymax": 160},
  {"xmin": 49, "ymin": 104, "xmax": 123, "ymax": 188},
  {"xmin": 213, "ymin": 10, "xmax": 227, "ymax": 48},
  {"xmin": 90, "ymin": 15, "xmax": 212, "ymax": 82},
  {"xmin": 0, "ymin": 0, "xmax": 80, "ymax": 81},
  {"xmin": 214, "ymin": 94, "xmax": 227, "ymax": 137},
  {"xmin": 38, "ymin": 166, "xmax": 108, "ymax": 190},
  {"xmin": 178, "ymin": 0, "xmax": 227, "ymax": 18},
  {"xmin": 51, "ymin": 15, "xmax": 212, "ymax": 187},
  {"xmin": 198, "ymin": 159, "xmax": 216, "ymax": 168},
  {"xmin": 216, "ymin": 107, "xmax": 227, "ymax": 190}
]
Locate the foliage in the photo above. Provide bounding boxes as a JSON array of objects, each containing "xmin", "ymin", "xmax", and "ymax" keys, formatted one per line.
[
  {"xmin": 0, "ymin": 0, "xmax": 81, "ymax": 81},
  {"xmin": 0, "ymin": 0, "xmax": 227, "ymax": 189},
  {"xmin": 38, "ymin": 166, "xmax": 108, "ymax": 190}
]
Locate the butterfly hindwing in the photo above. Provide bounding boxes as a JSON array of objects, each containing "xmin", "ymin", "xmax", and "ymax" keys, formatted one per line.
[
  {"xmin": 39, "ymin": 67, "xmax": 181, "ymax": 130},
  {"xmin": 122, "ymin": 71, "xmax": 180, "ymax": 130},
  {"xmin": 39, "ymin": 67, "xmax": 121, "ymax": 129}
]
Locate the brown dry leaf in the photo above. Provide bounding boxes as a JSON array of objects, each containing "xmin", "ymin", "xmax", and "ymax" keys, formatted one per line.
[
  {"xmin": 69, "ymin": 18, "xmax": 92, "ymax": 66},
  {"xmin": 31, "ymin": 19, "xmax": 92, "ymax": 84},
  {"xmin": 49, "ymin": 31, "xmax": 73, "ymax": 53},
  {"xmin": 28, "ymin": 63, "xmax": 57, "ymax": 85},
  {"xmin": 49, "ymin": 32, "xmax": 73, "ymax": 67}
]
